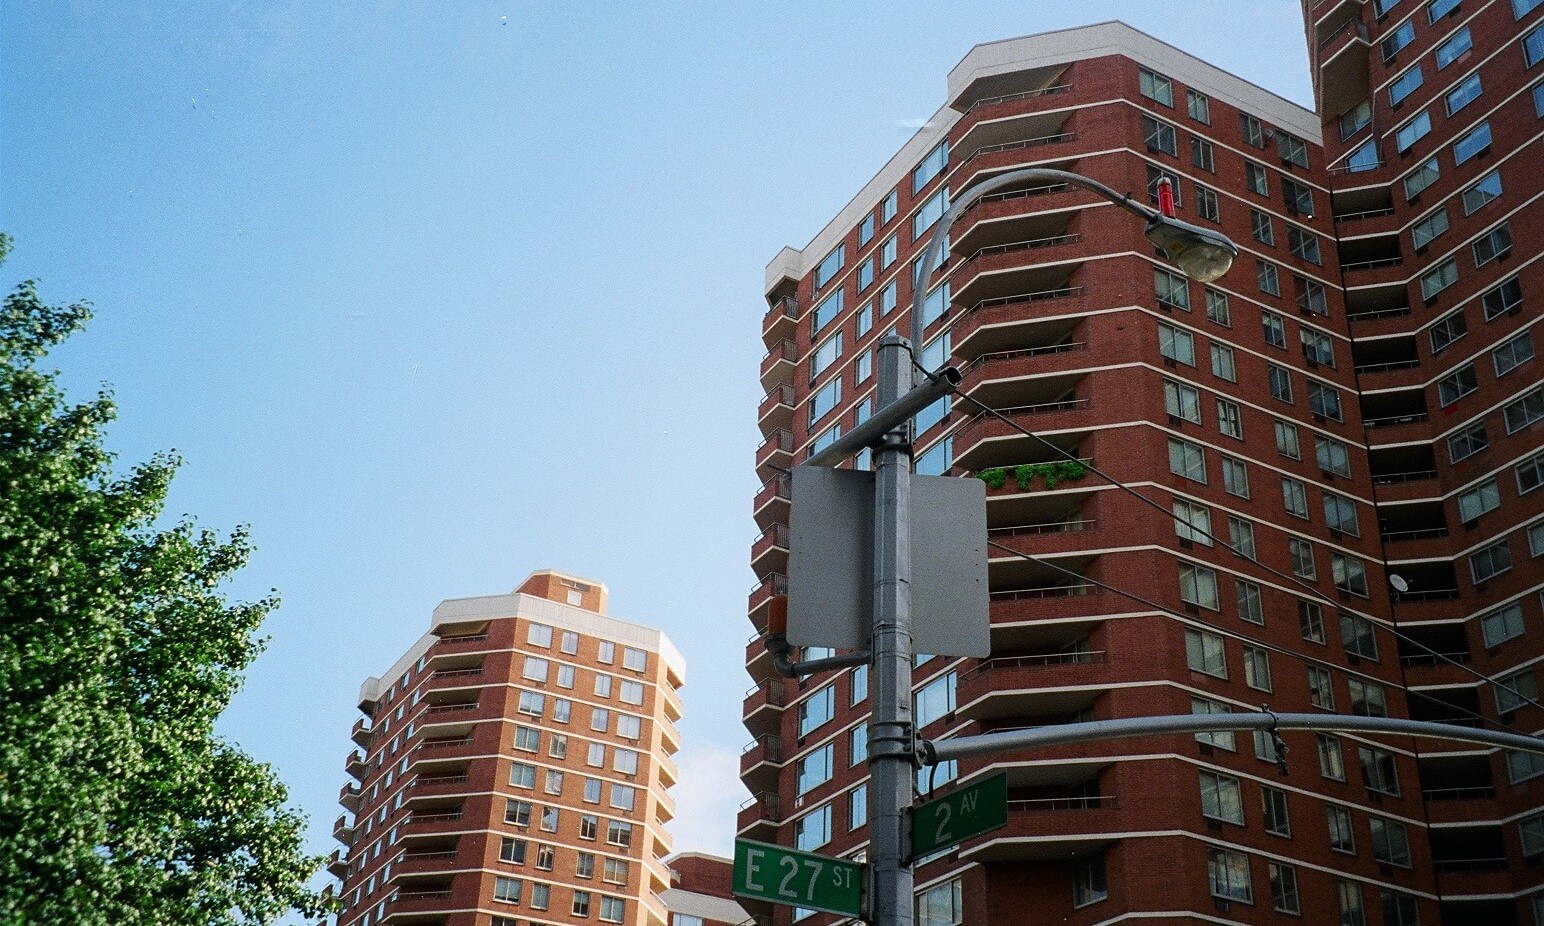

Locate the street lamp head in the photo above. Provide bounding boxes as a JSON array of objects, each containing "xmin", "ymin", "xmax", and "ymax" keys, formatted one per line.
[{"xmin": 1144, "ymin": 214, "xmax": 1238, "ymax": 283}]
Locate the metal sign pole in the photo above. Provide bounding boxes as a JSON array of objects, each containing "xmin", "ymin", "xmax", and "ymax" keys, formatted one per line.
[{"xmin": 868, "ymin": 334, "xmax": 915, "ymax": 926}]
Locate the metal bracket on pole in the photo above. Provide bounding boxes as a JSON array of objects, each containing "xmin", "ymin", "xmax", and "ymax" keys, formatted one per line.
[{"xmin": 764, "ymin": 633, "xmax": 872, "ymax": 678}]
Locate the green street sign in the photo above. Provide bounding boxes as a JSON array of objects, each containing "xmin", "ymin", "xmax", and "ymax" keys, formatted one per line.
[
  {"xmin": 733, "ymin": 839, "xmax": 864, "ymax": 918},
  {"xmin": 911, "ymin": 772, "xmax": 1008, "ymax": 857}
]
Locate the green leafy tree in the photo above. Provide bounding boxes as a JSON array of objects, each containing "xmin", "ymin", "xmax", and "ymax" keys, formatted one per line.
[{"xmin": 0, "ymin": 234, "xmax": 329, "ymax": 925}]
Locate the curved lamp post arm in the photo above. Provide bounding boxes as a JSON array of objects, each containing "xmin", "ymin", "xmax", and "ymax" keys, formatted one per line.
[{"xmin": 908, "ymin": 168, "xmax": 1158, "ymax": 380}]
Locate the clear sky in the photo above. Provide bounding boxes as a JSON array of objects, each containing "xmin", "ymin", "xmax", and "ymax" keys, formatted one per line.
[{"xmin": 1, "ymin": 1, "xmax": 1311, "ymax": 866}]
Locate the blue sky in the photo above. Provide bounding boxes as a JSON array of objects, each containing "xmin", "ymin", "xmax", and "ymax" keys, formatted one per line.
[{"xmin": 1, "ymin": 1, "xmax": 1311, "ymax": 862}]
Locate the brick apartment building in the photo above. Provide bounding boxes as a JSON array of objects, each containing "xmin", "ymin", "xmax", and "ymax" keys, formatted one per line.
[
  {"xmin": 747, "ymin": 14, "xmax": 1541, "ymax": 926},
  {"xmin": 661, "ymin": 854, "xmax": 750, "ymax": 926},
  {"xmin": 331, "ymin": 571, "xmax": 686, "ymax": 926}
]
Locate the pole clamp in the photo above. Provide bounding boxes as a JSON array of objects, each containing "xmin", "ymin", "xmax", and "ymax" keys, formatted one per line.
[
  {"xmin": 1262, "ymin": 704, "xmax": 1290, "ymax": 776},
  {"xmin": 868, "ymin": 720, "xmax": 916, "ymax": 760}
]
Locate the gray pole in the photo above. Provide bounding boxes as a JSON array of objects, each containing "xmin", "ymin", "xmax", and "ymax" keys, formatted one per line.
[
  {"xmin": 868, "ymin": 334, "xmax": 915, "ymax": 926},
  {"xmin": 921, "ymin": 711, "xmax": 1544, "ymax": 764}
]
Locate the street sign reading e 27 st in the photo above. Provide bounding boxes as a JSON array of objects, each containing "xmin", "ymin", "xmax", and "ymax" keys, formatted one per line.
[
  {"xmin": 910, "ymin": 773, "xmax": 1008, "ymax": 857},
  {"xmin": 733, "ymin": 839, "xmax": 864, "ymax": 918}
]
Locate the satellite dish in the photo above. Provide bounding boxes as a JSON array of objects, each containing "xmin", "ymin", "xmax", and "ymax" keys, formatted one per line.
[{"xmin": 1389, "ymin": 574, "xmax": 1409, "ymax": 593}]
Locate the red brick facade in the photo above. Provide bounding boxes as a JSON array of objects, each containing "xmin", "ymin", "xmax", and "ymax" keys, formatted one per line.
[{"xmin": 750, "ymin": 18, "xmax": 1541, "ymax": 926}]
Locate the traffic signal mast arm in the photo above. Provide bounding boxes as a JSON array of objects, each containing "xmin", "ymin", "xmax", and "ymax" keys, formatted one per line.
[{"xmin": 920, "ymin": 711, "xmax": 1544, "ymax": 766}]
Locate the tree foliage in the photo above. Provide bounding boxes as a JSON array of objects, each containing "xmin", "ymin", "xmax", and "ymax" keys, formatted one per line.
[{"xmin": 0, "ymin": 234, "xmax": 329, "ymax": 925}]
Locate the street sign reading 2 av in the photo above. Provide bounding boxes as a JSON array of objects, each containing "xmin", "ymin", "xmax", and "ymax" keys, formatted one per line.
[
  {"xmin": 911, "ymin": 773, "xmax": 1009, "ymax": 857},
  {"xmin": 733, "ymin": 839, "xmax": 864, "ymax": 918}
]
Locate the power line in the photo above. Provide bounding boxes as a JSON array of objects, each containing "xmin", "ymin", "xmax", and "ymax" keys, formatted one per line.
[
  {"xmin": 934, "ymin": 371, "xmax": 1544, "ymax": 715},
  {"xmin": 983, "ymin": 537, "xmax": 1502, "ymax": 733}
]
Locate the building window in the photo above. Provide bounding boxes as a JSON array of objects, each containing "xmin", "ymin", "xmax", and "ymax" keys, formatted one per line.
[
  {"xmin": 1482, "ymin": 604, "xmax": 1526, "ymax": 647},
  {"xmin": 1192, "ymin": 137, "xmax": 1215, "ymax": 171},
  {"xmin": 798, "ymin": 684, "xmax": 834, "ymax": 736},
  {"xmin": 1217, "ymin": 399, "xmax": 1243, "ymax": 439},
  {"xmin": 1350, "ymin": 678, "xmax": 1389, "ymax": 717},
  {"xmin": 914, "ymin": 672, "xmax": 956, "ymax": 726},
  {"xmin": 1308, "ymin": 665, "xmax": 1336, "ymax": 709},
  {"xmin": 1196, "ymin": 184, "xmax": 1220, "ymax": 222},
  {"xmin": 1211, "ymin": 343, "xmax": 1237, "ymax": 381},
  {"xmin": 1341, "ymin": 612, "xmax": 1379, "ymax": 659},
  {"xmin": 1404, "ymin": 156, "xmax": 1440, "ymax": 201},
  {"xmin": 1257, "ymin": 259, "xmax": 1281, "ymax": 296},
  {"xmin": 848, "ymin": 782, "xmax": 867, "ymax": 830},
  {"xmin": 1336, "ymin": 881, "xmax": 1365, "ymax": 926},
  {"xmin": 600, "ymin": 897, "xmax": 626, "ymax": 923},
  {"xmin": 1143, "ymin": 116, "xmax": 1178, "ymax": 155},
  {"xmin": 882, "ymin": 189, "xmax": 898, "ymax": 224},
  {"xmin": 1473, "ymin": 223, "xmax": 1513, "ymax": 267},
  {"xmin": 1282, "ymin": 477, "xmax": 1309, "ymax": 519},
  {"xmin": 1184, "ymin": 628, "xmax": 1226, "ymax": 675},
  {"xmin": 1412, "ymin": 208, "xmax": 1450, "ymax": 250},
  {"xmin": 1323, "ymin": 492, "xmax": 1359, "ymax": 535},
  {"xmin": 1458, "ymin": 479, "xmax": 1501, "ymax": 523},
  {"xmin": 1446, "ymin": 72, "xmax": 1483, "ymax": 115},
  {"xmin": 1282, "ymin": 178, "xmax": 1313, "ymax": 215},
  {"xmin": 1430, "ymin": 310, "xmax": 1468, "ymax": 355},
  {"xmin": 1181, "ymin": 564, "xmax": 1221, "ymax": 611},
  {"xmin": 1504, "ymin": 387, "xmax": 1544, "ymax": 433},
  {"xmin": 1495, "ymin": 332, "xmax": 1535, "ymax": 377},
  {"xmin": 1140, "ymin": 68, "xmax": 1174, "ymax": 106},
  {"xmin": 1267, "ymin": 364, "xmax": 1292, "ymax": 402},
  {"xmin": 1383, "ymin": 14, "xmax": 1416, "ymax": 58},
  {"xmin": 912, "ymin": 141, "xmax": 948, "ymax": 194},
  {"xmin": 795, "ymin": 743, "xmax": 834, "ymax": 795},
  {"xmin": 1207, "ymin": 848, "xmax": 1253, "ymax": 903},
  {"xmin": 1382, "ymin": 892, "xmax": 1420, "ymax": 926},
  {"xmin": 1262, "ymin": 786, "xmax": 1290, "ymax": 835},
  {"xmin": 1395, "ymin": 110, "xmax": 1432, "ymax": 152},
  {"xmin": 1327, "ymin": 804, "xmax": 1356, "ymax": 853},
  {"xmin": 1341, "ymin": 100, "xmax": 1371, "ymax": 138},
  {"xmin": 814, "ymin": 246, "xmax": 845, "ymax": 290},
  {"xmin": 1245, "ymin": 161, "xmax": 1269, "ymax": 196},
  {"xmin": 1420, "ymin": 257, "xmax": 1458, "ymax": 300},
  {"xmin": 794, "ymin": 804, "xmax": 832, "ymax": 851},
  {"xmin": 1472, "ymin": 540, "xmax": 1515, "ymax": 584},
  {"xmin": 1164, "ymin": 379, "xmax": 1201, "ymax": 423},
  {"xmin": 917, "ymin": 878, "xmax": 963, "ymax": 926},
  {"xmin": 1302, "ymin": 328, "xmax": 1334, "ymax": 366},
  {"xmin": 1454, "ymin": 121, "xmax": 1491, "ymax": 164},
  {"xmin": 1319, "ymin": 736, "xmax": 1349, "ymax": 781},
  {"xmin": 1158, "ymin": 322, "xmax": 1195, "ymax": 365},
  {"xmin": 1193, "ymin": 696, "xmax": 1235, "ymax": 750},
  {"xmin": 913, "ymin": 188, "xmax": 948, "ymax": 241},
  {"xmin": 1240, "ymin": 112, "xmax": 1266, "ymax": 147},
  {"xmin": 572, "ymin": 890, "xmax": 592, "ymax": 918},
  {"xmin": 518, "ymin": 691, "xmax": 545, "ymax": 717},
  {"xmin": 1389, "ymin": 65, "xmax": 1423, "ymax": 105},
  {"xmin": 1463, "ymin": 170, "xmax": 1502, "ymax": 215},
  {"xmin": 1173, "ymin": 499, "xmax": 1212, "ymax": 545},
  {"xmin": 1199, "ymin": 771, "xmax": 1244, "ymax": 824},
  {"xmin": 1251, "ymin": 209, "xmax": 1274, "ymax": 246},
  {"xmin": 1317, "ymin": 437, "xmax": 1351, "ymax": 477},
  {"xmin": 1438, "ymin": 364, "xmax": 1479, "ymax": 408},
  {"xmin": 1261, "ymin": 310, "xmax": 1286, "ymax": 348},
  {"xmin": 813, "ymin": 289, "xmax": 842, "ymax": 334},
  {"xmin": 1430, "ymin": 0, "xmax": 1461, "ymax": 18},
  {"xmin": 1275, "ymin": 420, "xmax": 1300, "ymax": 458},
  {"xmin": 606, "ymin": 820, "xmax": 633, "ymax": 848},
  {"xmin": 494, "ymin": 875, "xmax": 522, "ymax": 905},
  {"xmin": 501, "ymin": 837, "xmax": 527, "ymax": 865},
  {"xmin": 1237, "ymin": 580, "xmax": 1264, "ymax": 624},
  {"xmin": 1276, "ymin": 131, "xmax": 1309, "ymax": 168},
  {"xmin": 1168, "ymin": 437, "xmax": 1206, "ymax": 482},
  {"xmin": 1269, "ymin": 863, "xmax": 1300, "ymax": 914},
  {"xmin": 1222, "ymin": 457, "xmax": 1250, "ymax": 498},
  {"xmin": 1288, "ymin": 227, "xmax": 1321, "ymax": 265},
  {"xmin": 1333, "ymin": 553, "xmax": 1370, "ymax": 596},
  {"xmin": 1073, "ymin": 854, "xmax": 1108, "ymax": 907}
]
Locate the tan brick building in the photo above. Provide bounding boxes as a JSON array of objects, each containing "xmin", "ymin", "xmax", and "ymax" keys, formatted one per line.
[{"xmin": 331, "ymin": 570, "xmax": 685, "ymax": 926}]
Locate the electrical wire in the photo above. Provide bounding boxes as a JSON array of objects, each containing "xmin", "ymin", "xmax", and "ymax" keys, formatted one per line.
[
  {"xmin": 983, "ymin": 537, "xmax": 1502, "ymax": 732},
  {"xmin": 920, "ymin": 359, "xmax": 1544, "ymax": 715}
]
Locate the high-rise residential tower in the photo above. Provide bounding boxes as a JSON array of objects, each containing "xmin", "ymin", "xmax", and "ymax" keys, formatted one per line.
[
  {"xmin": 749, "ymin": 16, "xmax": 1540, "ymax": 926},
  {"xmin": 1306, "ymin": 0, "xmax": 1544, "ymax": 921},
  {"xmin": 333, "ymin": 571, "xmax": 685, "ymax": 926}
]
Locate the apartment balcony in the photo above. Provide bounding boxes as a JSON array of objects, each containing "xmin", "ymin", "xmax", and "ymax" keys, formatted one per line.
[
  {"xmin": 326, "ymin": 848, "xmax": 349, "ymax": 878},
  {"xmin": 956, "ymin": 652, "xmax": 1110, "ymax": 723},
  {"xmin": 949, "ymin": 183, "xmax": 1086, "ymax": 257},
  {"xmin": 753, "ymin": 472, "xmax": 791, "ymax": 531},
  {"xmin": 745, "ymin": 629, "xmax": 776, "ymax": 684},
  {"xmin": 346, "ymin": 749, "xmax": 368, "ymax": 781},
  {"xmin": 959, "ymin": 796, "xmax": 1120, "ymax": 862},
  {"xmin": 740, "ymin": 734, "xmax": 786, "ymax": 794},
  {"xmin": 736, "ymin": 791, "xmax": 781, "ymax": 839},
  {"xmin": 758, "ymin": 384, "xmax": 796, "ymax": 435},
  {"xmin": 389, "ymin": 880, "xmax": 457, "ymax": 917},
  {"xmin": 950, "ymin": 281, "xmax": 1090, "ymax": 361},
  {"xmin": 394, "ymin": 840, "xmax": 465, "ymax": 877},
  {"xmin": 951, "ymin": 72, "xmax": 1073, "ymax": 137},
  {"xmin": 762, "ymin": 297, "xmax": 797, "ymax": 346},
  {"xmin": 408, "ymin": 766, "xmax": 473, "ymax": 799},
  {"xmin": 760, "ymin": 339, "xmax": 797, "ymax": 392},
  {"xmin": 949, "ymin": 236, "xmax": 1087, "ymax": 312},
  {"xmin": 747, "ymin": 572, "xmax": 786, "ymax": 630},
  {"xmin": 953, "ymin": 122, "xmax": 1080, "ymax": 190},
  {"xmin": 402, "ymin": 804, "xmax": 467, "ymax": 837},
  {"xmin": 750, "ymin": 524, "xmax": 789, "ymax": 580},
  {"xmin": 755, "ymin": 430, "xmax": 794, "ymax": 480},
  {"xmin": 1345, "ymin": 284, "xmax": 1413, "ymax": 334},
  {"xmin": 351, "ymin": 717, "xmax": 373, "ymax": 749},
  {"xmin": 952, "ymin": 392, "xmax": 1096, "ymax": 472},
  {"xmin": 742, "ymin": 678, "xmax": 787, "ymax": 738},
  {"xmin": 333, "ymin": 814, "xmax": 357, "ymax": 844},
  {"xmin": 338, "ymin": 782, "xmax": 363, "ymax": 813},
  {"xmin": 433, "ymin": 629, "xmax": 489, "ymax": 648},
  {"xmin": 1317, "ymin": 17, "xmax": 1370, "ymax": 118},
  {"xmin": 423, "ymin": 666, "xmax": 486, "ymax": 697},
  {"xmin": 1340, "ymin": 254, "xmax": 1405, "ymax": 287},
  {"xmin": 1431, "ymin": 825, "xmax": 1511, "ymax": 894}
]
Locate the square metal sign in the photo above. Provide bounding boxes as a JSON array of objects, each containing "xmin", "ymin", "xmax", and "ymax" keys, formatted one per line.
[{"xmin": 786, "ymin": 465, "xmax": 989, "ymax": 657}]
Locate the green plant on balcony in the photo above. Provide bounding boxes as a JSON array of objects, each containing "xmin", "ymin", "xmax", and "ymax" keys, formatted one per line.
[{"xmin": 976, "ymin": 461, "xmax": 1089, "ymax": 491}]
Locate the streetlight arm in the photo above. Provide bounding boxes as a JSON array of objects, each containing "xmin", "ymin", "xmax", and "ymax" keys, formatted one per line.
[
  {"xmin": 920, "ymin": 711, "xmax": 1544, "ymax": 764},
  {"xmin": 908, "ymin": 167, "xmax": 1158, "ymax": 370}
]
